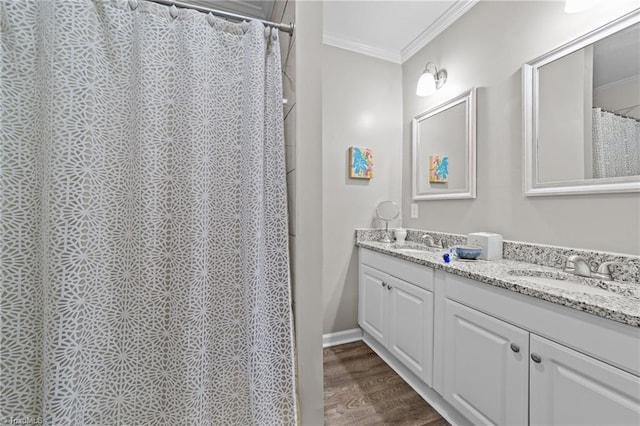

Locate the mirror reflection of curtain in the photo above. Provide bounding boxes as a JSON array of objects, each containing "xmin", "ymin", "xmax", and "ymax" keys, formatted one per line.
[{"xmin": 592, "ymin": 108, "xmax": 640, "ymax": 178}]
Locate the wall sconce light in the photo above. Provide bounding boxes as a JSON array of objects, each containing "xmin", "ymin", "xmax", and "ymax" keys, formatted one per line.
[
  {"xmin": 564, "ymin": 0, "xmax": 599, "ymax": 13},
  {"xmin": 416, "ymin": 62, "xmax": 447, "ymax": 97}
]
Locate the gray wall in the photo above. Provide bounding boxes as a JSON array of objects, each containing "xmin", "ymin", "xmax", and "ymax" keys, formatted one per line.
[
  {"xmin": 402, "ymin": 1, "xmax": 640, "ymax": 255},
  {"xmin": 279, "ymin": 0, "xmax": 325, "ymax": 423},
  {"xmin": 537, "ymin": 48, "xmax": 590, "ymax": 182},
  {"xmin": 322, "ymin": 45, "xmax": 403, "ymax": 334},
  {"xmin": 271, "ymin": 0, "xmax": 298, "ymax": 243}
]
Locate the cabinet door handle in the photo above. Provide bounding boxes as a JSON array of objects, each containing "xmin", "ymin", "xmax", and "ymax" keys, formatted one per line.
[
  {"xmin": 510, "ymin": 343, "xmax": 520, "ymax": 353},
  {"xmin": 381, "ymin": 282, "xmax": 387, "ymax": 287},
  {"xmin": 530, "ymin": 353, "xmax": 542, "ymax": 363}
]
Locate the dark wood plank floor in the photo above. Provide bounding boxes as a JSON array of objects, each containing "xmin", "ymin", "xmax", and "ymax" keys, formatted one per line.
[{"xmin": 324, "ymin": 341, "xmax": 449, "ymax": 426}]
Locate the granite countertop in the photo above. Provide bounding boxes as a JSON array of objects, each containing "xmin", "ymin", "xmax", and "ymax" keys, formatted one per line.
[{"xmin": 356, "ymin": 240, "xmax": 640, "ymax": 328}]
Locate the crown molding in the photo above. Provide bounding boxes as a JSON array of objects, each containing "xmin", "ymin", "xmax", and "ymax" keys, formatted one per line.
[
  {"xmin": 322, "ymin": 0, "xmax": 477, "ymax": 65},
  {"xmin": 401, "ymin": 0, "xmax": 479, "ymax": 63},
  {"xmin": 323, "ymin": 34, "xmax": 402, "ymax": 64}
]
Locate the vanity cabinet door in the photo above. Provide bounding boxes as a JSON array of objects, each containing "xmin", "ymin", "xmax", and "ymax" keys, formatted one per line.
[
  {"xmin": 387, "ymin": 275, "xmax": 434, "ymax": 386},
  {"xmin": 443, "ymin": 299, "xmax": 529, "ymax": 426},
  {"xmin": 358, "ymin": 264, "xmax": 388, "ymax": 345},
  {"xmin": 530, "ymin": 334, "xmax": 640, "ymax": 426}
]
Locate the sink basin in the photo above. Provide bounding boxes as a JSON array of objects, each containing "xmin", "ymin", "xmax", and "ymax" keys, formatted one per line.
[
  {"xmin": 507, "ymin": 270, "xmax": 620, "ymax": 297},
  {"xmin": 396, "ymin": 248, "xmax": 434, "ymax": 255},
  {"xmin": 390, "ymin": 243, "xmax": 439, "ymax": 255},
  {"xmin": 516, "ymin": 276, "xmax": 614, "ymax": 297}
]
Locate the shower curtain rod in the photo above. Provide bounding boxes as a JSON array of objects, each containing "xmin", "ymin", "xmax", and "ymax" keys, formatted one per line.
[
  {"xmin": 599, "ymin": 106, "xmax": 640, "ymax": 123},
  {"xmin": 146, "ymin": 0, "xmax": 295, "ymax": 34}
]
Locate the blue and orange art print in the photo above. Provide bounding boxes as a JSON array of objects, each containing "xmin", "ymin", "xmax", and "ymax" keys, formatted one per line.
[
  {"xmin": 349, "ymin": 147, "xmax": 373, "ymax": 179},
  {"xmin": 429, "ymin": 155, "xmax": 448, "ymax": 183}
]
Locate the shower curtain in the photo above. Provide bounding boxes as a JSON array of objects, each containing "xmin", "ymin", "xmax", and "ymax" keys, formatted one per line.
[
  {"xmin": 592, "ymin": 107, "xmax": 640, "ymax": 179},
  {"xmin": 0, "ymin": 0, "xmax": 297, "ymax": 424}
]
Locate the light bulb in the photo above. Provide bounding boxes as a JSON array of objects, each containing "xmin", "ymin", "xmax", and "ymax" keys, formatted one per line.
[{"xmin": 416, "ymin": 72, "xmax": 436, "ymax": 97}]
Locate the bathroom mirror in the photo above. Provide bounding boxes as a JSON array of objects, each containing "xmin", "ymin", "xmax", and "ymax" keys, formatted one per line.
[
  {"xmin": 523, "ymin": 10, "xmax": 640, "ymax": 196},
  {"xmin": 412, "ymin": 89, "xmax": 476, "ymax": 200},
  {"xmin": 376, "ymin": 200, "xmax": 400, "ymax": 243}
]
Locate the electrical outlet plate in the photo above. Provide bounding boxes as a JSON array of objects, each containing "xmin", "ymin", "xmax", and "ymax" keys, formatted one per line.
[{"xmin": 411, "ymin": 203, "xmax": 419, "ymax": 219}]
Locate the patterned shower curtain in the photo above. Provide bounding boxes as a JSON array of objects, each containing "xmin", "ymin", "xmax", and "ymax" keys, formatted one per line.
[
  {"xmin": 592, "ymin": 107, "xmax": 640, "ymax": 179},
  {"xmin": 1, "ymin": 0, "xmax": 296, "ymax": 424}
]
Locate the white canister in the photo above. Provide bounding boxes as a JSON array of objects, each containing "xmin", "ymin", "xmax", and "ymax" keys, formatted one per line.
[
  {"xmin": 467, "ymin": 232, "xmax": 503, "ymax": 260},
  {"xmin": 394, "ymin": 228, "xmax": 407, "ymax": 244}
]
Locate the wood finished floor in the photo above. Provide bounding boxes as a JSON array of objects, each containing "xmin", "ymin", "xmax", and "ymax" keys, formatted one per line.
[{"xmin": 324, "ymin": 341, "xmax": 449, "ymax": 426}]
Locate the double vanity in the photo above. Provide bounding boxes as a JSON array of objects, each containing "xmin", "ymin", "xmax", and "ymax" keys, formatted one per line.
[
  {"xmin": 358, "ymin": 10, "xmax": 640, "ymax": 425},
  {"xmin": 355, "ymin": 229, "xmax": 640, "ymax": 426}
]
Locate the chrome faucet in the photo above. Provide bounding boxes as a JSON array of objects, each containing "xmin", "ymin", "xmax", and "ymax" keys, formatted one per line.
[
  {"xmin": 591, "ymin": 262, "xmax": 625, "ymax": 281},
  {"xmin": 563, "ymin": 255, "xmax": 626, "ymax": 281},
  {"xmin": 422, "ymin": 234, "xmax": 444, "ymax": 248},
  {"xmin": 563, "ymin": 255, "xmax": 593, "ymax": 278}
]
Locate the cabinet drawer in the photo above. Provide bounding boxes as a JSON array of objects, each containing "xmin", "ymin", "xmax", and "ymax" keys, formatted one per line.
[{"xmin": 360, "ymin": 248, "xmax": 433, "ymax": 291}]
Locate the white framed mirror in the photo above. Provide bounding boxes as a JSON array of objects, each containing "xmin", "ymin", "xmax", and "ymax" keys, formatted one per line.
[
  {"xmin": 411, "ymin": 88, "xmax": 476, "ymax": 201},
  {"xmin": 523, "ymin": 9, "xmax": 640, "ymax": 196}
]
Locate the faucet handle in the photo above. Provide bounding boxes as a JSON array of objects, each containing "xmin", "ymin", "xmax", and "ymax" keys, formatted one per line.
[
  {"xmin": 422, "ymin": 234, "xmax": 439, "ymax": 247},
  {"xmin": 565, "ymin": 254, "xmax": 588, "ymax": 267},
  {"xmin": 596, "ymin": 261, "xmax": 625, "ymax": 272},
  {"xmin": 422, "ymin": 234, "xmax": 445, "ymax": 248},
  {"xmin": 560, "ymin": 254, "xmax": 583, "ymax": 272},
  {"xmin": 594, "ymin": 261, "xmax": 626, "ymax": 281},
  {"xmin": 564, "ymin": 255, "xmax": 593, "ymax": 277}
]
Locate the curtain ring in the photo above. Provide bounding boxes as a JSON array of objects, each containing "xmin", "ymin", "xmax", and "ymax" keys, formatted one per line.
[
  {"xmin": 206, "ymin": 12, "xmax": 216, "ymax": 27},
  {"xmin": 169, "ymin": 5, "xmax": 179, "ymax": 19}
]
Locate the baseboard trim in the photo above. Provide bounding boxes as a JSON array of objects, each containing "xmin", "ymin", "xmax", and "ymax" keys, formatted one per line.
[
  {"xmin": 322, "ymin": 328, "xmax": 363, "ymax": 348},
  {"xmin": 362, "ymin": 332, "xmax": 471, "ymax": 426}
]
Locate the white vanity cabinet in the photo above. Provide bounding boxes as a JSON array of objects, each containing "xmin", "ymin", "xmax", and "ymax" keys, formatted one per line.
[
  {"xmin": 440, "ymin": 272, "xmax": 640, "ymax": 426},
  {"xmin": 358, "ymin": 246, "xmax": 640, "ymax": 426},
  {"xmin": 443, "ymin": 296, "xmax": 640, "ymax": 426},
  {"xmin": 358, "ymin": 249, "xmax": 434, "ymax": 385}
]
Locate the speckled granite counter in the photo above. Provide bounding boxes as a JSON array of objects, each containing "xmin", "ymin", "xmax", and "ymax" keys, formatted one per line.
[{"xmin": 356, "ymin": 234, "xmax": 640, "ymax": 328}]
